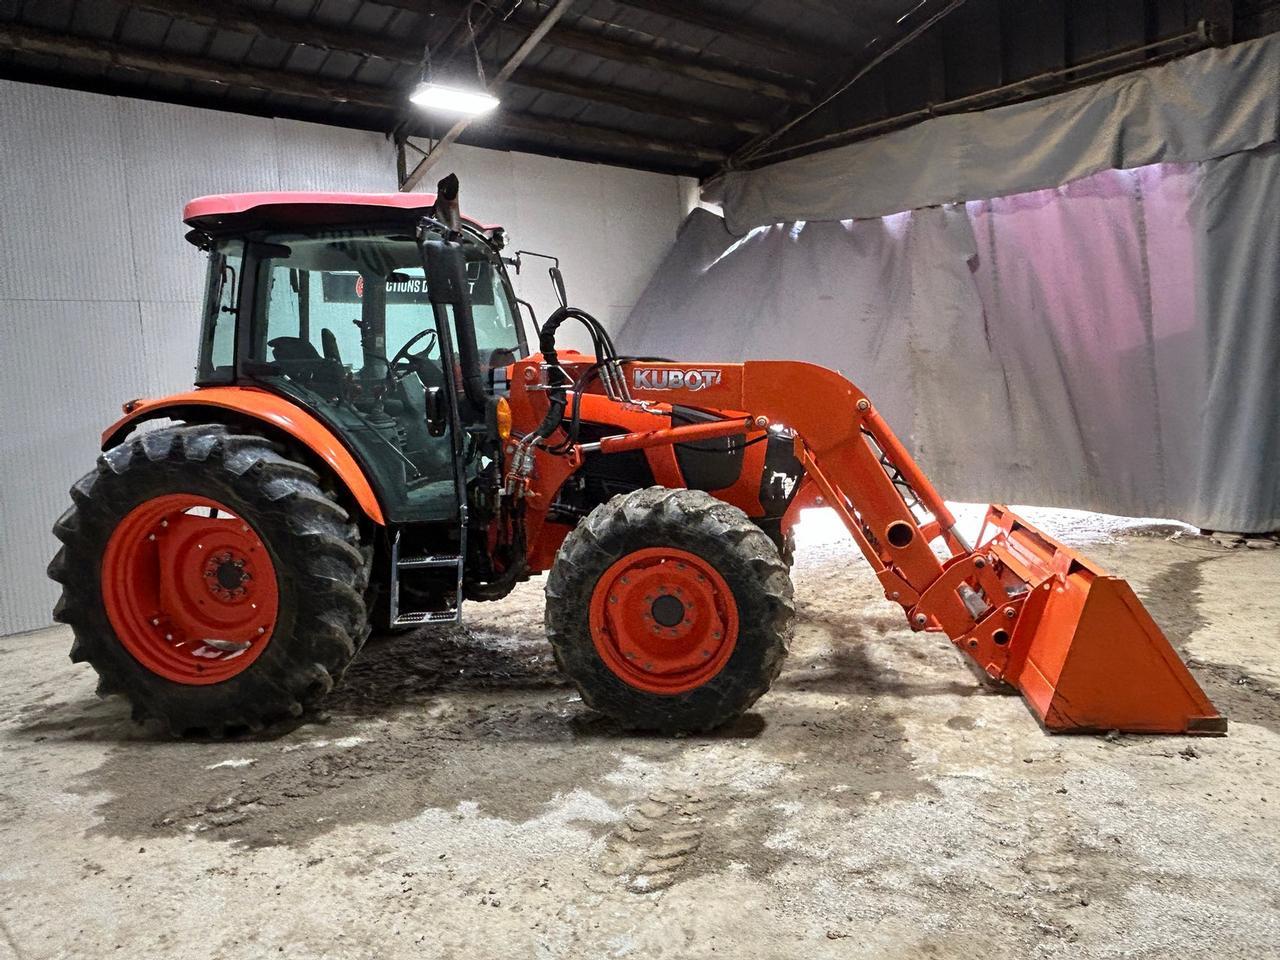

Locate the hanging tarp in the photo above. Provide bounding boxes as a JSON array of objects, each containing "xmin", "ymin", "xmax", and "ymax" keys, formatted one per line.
[
  {"xmin": 620, "ymin": 150, "xmax": 1279, "ymax": 532},
  {"xmin": 706, "ymin": 33, "xmax": 1280, "ymax": 234}
]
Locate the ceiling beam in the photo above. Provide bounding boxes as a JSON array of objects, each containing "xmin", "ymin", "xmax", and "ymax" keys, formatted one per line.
[
  {"xmin": 0, "ymin": 22, "xmax": 720, "ymax": 167},
  {"xmin": 503, "ymin": 10, "xmax": 813, "ymax": 103},
  {"xmin": 510, "ymin": 66, "xmax": 769, "ymax": 135},
  {"xmin": 368, "ymin": 0, "xmax": 814, "ymax": 103},
  {"xmin": 124, "ymin": 0, "xmax": 765, "ymax": 135},
  {"xmin": 481, "ymin": 111, "xmax": 726, "ymax": 163},
  {"xmin": 125, "ymin": 0, "xmax": 412, "ymax": 62},
  {"xmin": 723, "ymin": 0, "xmax": 970, "ymax": 170},
  {"xmin": 400, "ymin": 0, "xmax": 576, "ymax": 191},
  {"xmin": 608, "ymin": 0, "xmax": 845, "ymax": 60}
]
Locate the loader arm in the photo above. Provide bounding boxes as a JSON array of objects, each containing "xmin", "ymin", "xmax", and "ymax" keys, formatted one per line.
[{"xmin": 512, "ymin": 356, "xmax": 1224, "ymax": 735}]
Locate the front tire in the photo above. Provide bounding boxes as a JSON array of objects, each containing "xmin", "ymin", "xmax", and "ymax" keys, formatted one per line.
[
  {"xmin": 546, "ymin": 488, "xmax": 793, "ymax": 733},
  {"xmin": 49, "ymin": 424, "xmax": 372, "ymax": 735}
]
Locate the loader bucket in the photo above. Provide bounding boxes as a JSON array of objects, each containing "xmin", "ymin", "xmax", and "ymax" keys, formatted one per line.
[{"xmin": 979, "ymin": 506, "xmax": 1225, "ymax": 735}]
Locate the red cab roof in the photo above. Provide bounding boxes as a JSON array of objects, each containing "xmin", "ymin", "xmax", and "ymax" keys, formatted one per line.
[{"xmin": 183, "ymin": 192, "xmax": 499, "ymax": 231}]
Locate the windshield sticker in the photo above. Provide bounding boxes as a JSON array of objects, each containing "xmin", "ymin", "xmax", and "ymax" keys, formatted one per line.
[{"xmin": 321, "ymin": 261, "xmax": 493, "ymax": 305}]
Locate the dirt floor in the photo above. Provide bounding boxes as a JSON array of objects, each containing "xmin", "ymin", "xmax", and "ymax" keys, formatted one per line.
[{"xmin": 1, "ymin": 505, "xmax": 1278, "ymax": 959}]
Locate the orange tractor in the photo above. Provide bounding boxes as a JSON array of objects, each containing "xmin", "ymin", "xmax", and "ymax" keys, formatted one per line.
[{"xmin": 50, "ymin": 177, "xmax": 1223, "ymax": 736}]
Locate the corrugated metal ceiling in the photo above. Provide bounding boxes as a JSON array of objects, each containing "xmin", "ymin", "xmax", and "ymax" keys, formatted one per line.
[{"xmin": 0, "ymin": 0, "xmax": 1274, "ymax": 179}]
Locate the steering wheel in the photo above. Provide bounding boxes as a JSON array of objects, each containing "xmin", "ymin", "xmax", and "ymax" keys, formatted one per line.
[{"xmin": 388, "ymin": 328, "xmax": 441, "ymax": 383}]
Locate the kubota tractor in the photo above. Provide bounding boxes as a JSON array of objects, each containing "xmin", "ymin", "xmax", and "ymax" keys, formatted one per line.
[{"xmin": 50, "ymin": 177, "xmax": 1224, "ymax": 737}]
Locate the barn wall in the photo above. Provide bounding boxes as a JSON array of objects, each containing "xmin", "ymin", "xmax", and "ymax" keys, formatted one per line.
[{"xmin": 0, "ymin": 80, "xmax": 688, "ymax": 636}]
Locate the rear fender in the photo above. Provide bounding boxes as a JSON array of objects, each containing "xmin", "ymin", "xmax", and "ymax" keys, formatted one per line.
[{"xmin": 102, "ymin": 387, "xmax": 387, "ymax": 526}]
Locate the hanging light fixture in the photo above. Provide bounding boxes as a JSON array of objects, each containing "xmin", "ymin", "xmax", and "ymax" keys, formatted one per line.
[
  {"xmin": 410, "ymin": 2, "xmax": 499, "ymax": 116},
  {"xmin": 409, "ymin": 82, "xmax": 499, "ymax": 115}
]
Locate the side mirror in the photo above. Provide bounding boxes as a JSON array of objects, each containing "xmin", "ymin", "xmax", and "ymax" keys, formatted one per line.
[
  {"xmin": 424, "ymin": 386, "xmax": 447, "ymax": 437},
  {"xmin": 549, "ymin": 266, "xmax": 568, "ymax": 308}
]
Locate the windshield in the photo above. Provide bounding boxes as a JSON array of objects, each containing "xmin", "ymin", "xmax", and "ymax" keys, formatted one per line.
[
  {"xmin": 252, "ymin": 228, "xmax": 522, "ymax": 379},
  {"xmin": 240, "ymin": 227, "xmax": 523, "ymax": 519}
]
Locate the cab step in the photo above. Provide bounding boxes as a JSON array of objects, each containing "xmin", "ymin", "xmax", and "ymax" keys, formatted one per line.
[
  {"xmin": 398, "ymin": 554, "xmax": 462, "ymax": 569},
  {"xmin": 391, "ymin": 609, "xmax": 460, "ymax": 627},
  {"xmin": 388, "ymin": 531, "xmax": 464, "ymax": 629}
]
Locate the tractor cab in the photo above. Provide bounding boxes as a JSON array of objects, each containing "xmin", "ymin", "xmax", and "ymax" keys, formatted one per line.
[
  {"xmin": 183, "ymin": 183, "xmax": 527, "ymax": 626},
  {"xmin": 186, "ymin": 188, "xmax": 523, "ymax": 519}
]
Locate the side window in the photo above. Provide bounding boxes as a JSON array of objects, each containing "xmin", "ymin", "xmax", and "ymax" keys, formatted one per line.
[{"xmin": 198, "ymin": 240, "xmax": 244, "ymax": 383}]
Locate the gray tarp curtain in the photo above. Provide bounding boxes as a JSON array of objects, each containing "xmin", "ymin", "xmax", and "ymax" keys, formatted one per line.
[
  {"xmin": 620, "ymin": 36, "xmax": 1279, "ymax": 532},
  {"xmin": 705, "ymin": 34, "xmax": 1280, "ymax": 232}
]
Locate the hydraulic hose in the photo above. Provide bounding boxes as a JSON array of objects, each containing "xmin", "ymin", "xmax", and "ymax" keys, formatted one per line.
[
  {"xmin": 531, "ymin": 305, "xmax": 609, "ymax": 441},
  {"xmin": 529, "ymin": 306, "xmax": 667, "ymax": 452}
]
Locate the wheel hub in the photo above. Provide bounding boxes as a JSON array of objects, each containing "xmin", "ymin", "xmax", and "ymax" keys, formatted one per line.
[
  {"xmin": 101, "ymin": 494, "xmax": 279, "ymax": 685},
  {"xmin": 206, "ymin": 550, "xmax": 251, "ymax": 599},
  {"xmin": 650, "ymin": 594, "xmax": 685, "ymax": 628},
  {"xmin": 588, "ymin": 547, "xmax": 739, "ymax": 694}
]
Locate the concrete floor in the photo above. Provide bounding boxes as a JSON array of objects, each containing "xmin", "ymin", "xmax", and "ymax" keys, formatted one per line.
[{"xmin": 2, "ymin": 506, "xmax": 1278, "ymax": 959}]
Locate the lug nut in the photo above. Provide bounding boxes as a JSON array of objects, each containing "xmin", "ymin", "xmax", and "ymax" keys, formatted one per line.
[
  {"xmin": 151, "ymin": 618, "xmax": 160, "ymax": 626},
  {"xmin": 257, "ymin": 627, "xmax": 265, "ymax": 635},
  {"xmin": 856, "ymin": 399, "xmax": 870, "ymax": 412},
  {"xmin": 147, "ymin": 533, "xmax": 156, "ymax": 541},
  {"xmin": 164, "ymin": 633, "xmax": 173, "ymax": 641}
]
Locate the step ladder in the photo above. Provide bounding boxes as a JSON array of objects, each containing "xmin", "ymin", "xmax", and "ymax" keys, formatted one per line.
[{"xmin": 388, "ymin": 529, "xmax": 464, "ymax": 627}]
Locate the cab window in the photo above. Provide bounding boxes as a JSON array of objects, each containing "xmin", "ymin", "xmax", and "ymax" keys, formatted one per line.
[{"xmin": 196, "ymin": 239, "xmax": 244, "ymax": 384}]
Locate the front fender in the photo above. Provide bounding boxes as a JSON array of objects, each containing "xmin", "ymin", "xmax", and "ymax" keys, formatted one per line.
[{"xmin": 102, "ymin": 386, "xmax": 386, "ymax": 525}]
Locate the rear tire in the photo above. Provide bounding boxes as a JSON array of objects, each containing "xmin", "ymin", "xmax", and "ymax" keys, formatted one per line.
[
  {"xmin": 49, "ymin": 424, "xmax": 372, "ymax": 735},
  {"xmin": 546, "ymin": 487, "xmax": 793, "ymax": 733}
]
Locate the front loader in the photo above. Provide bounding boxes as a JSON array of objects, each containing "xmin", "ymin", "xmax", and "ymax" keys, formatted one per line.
[{"xmin": 49, "ymin": 177, "xmax": 1223, "ymax": 736}]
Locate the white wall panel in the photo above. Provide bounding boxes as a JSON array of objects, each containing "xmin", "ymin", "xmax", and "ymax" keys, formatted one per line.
[
  {"xmin": 118, "ymin": 98, "xmax": 277, "ymax": 304},
  {"xmin": 272, "ymin": 119, "xmax": 393, "ymax": 191},
  {"xmin": 0, "ymin": 80, "xmax": 685, "ymax": 635},
  {"xmin": 139, "ymin": 300, "xmax": 202, "ymax": 397},
  {"xmin": 0, "ymin": 85, "xmax": 136, "ymax": 302},
  {"xmin": 0, "ymin": 301, "xmax": 150, "ymax": 634}
]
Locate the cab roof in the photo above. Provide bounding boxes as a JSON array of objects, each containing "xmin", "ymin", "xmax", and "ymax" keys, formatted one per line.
[{"xmin": 183, "ymin": 192, "xmax": 500, "ymax": 234}]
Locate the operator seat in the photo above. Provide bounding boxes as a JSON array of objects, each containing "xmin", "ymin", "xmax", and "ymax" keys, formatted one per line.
[{"xmin": 267, "ymin": 336, "xmax": 346, "ymax": 400}]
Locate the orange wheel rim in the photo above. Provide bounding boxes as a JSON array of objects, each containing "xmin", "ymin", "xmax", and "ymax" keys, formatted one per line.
[
  {"xmin": 101, "ymin": 494, "xmax": 279, "ymax": 685},
  {"xmin": 588, "ymin": 547, "xmax": 739, "ymax": 694}
]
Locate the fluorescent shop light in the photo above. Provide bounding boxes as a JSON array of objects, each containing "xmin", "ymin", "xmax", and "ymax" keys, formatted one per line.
[{"xmin": 409, "ymin": 82, "xmax": 500, "ymax": 115}]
